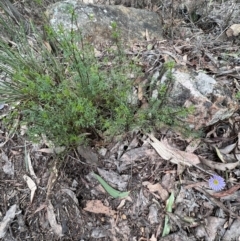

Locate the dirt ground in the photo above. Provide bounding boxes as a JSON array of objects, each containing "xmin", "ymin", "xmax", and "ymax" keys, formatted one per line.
[{"xmin": 1, "ymin": 0, "xmax": 240, "ymax": 241}]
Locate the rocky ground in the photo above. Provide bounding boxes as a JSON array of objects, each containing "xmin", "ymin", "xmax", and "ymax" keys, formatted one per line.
[{"xmin": 1, "ymin": 0, "xmax": 240, "ymax": 241}]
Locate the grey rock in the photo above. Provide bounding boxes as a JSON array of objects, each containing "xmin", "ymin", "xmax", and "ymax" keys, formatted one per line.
[
  {"xmin": 161, "ymin": 70, "xmax": 238, "ymax": 129},
  {"xmin": 46, "ymin": 1, "xmax": 163, "ymax": 45}
]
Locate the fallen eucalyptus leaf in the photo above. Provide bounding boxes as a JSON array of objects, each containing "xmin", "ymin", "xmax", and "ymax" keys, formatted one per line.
[
  {"xmin": 0, "ymin": 205, "xmax": 17, "ymax": 238},
  {"xmin": 148, "ymin": 134, "xmax": 200, "ymax": 166},
  {"xmin": 200, "ymin": 158, "xmax": 239, "ymax": 171},
  {"xmin": 219, "ymin": 143, "xmax": 236, "ymax": 154},
  {"xmin": 226, "ymin": 24, "xmax": 240, "ymax": 37},
  {"xmin": 47, "ymin": 201, "xmax": 63, "ymax": 236},
  {"xmin": 84, "ymin": 200, "xmax": 116, "ymax": 216},
  {"xmin": 25, "ymin": 144, "xmax": 37, "ymax": 181},
  {"xmin": 215, "ymin": 147, "xmax": 225, "ymax": 163},
  {"xmin": 142, "ymin": 181, "xmax": 168, "ymax": 201},
  {"xmin": 23, "ymin": 175, "xmax": 37, "ymax": 203}
]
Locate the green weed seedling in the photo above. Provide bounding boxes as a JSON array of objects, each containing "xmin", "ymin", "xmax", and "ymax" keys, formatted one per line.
[
  {"xmin": 93, "ymin": 173, "xmax": 129, "ymax": 198},
  {"xmin": 162, "ymin": 192, "xmax": 175, "ymax": 237}
]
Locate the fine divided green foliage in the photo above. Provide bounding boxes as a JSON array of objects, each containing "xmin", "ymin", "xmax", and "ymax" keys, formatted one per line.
[{"xmin": 0, "ymin": 6, "xmax": 193, "ymax": 148}]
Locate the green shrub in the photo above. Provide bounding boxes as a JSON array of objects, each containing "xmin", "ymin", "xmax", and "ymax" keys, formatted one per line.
[{"xmin": 0, "ymin": 8, "xmax": 193, "ymax": 148}]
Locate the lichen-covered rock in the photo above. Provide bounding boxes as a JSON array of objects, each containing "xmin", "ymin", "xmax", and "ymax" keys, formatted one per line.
[
  {"xmin": 46, "ymin": 1, "xmax": 163, "ymax": 45},
  {"xmin": 161, "ymin": 70, "xmax": 238, "ymax": 129}
]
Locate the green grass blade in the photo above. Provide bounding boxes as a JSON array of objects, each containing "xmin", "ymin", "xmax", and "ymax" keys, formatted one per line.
[
  {"xmin": 166, "ymin": 191, "xmax": 174, "ymax": 212},
  {"xmin": 93, "ymin": 173, "xmax": 129, "ymax": 198},
  {"xmin": 162, "ymin": 192, "xmax": 175, "ymax": 237},
  {"xmin": 162, "ymin": 215, "xmax": 170, "ymax": 237}
]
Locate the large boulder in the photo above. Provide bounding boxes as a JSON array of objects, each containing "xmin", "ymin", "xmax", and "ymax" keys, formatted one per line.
[{"xmin": 46, "ymin": 1, "xmax": 163, "ymax": 45}]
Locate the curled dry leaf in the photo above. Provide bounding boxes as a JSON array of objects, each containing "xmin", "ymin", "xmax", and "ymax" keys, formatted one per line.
[
  {"xmin": 218, "ymin": 143, "xmax": 236, "ymax": 154},
  {"xmin": 148, "ymin": 134, "xmax": 200, "ymax": 166},
  {"xmin": 200, "ymin": 157, "xmax": 239, "ymax": 171},
  {"xmin": 215, "ymin": 147, "xmax": 225, "ymax": 163},
  {"xmin": 194, "ymin": 187, "xmax": 239, "ymax": 219},
  {"xmin": 37, "ymin": 148, "xmax": 54, "ymax": 153},
  {"xmin": 26, "ymin": 152, "xmax": 37, "ymax": 181},
  {"xmin": 226, "ymin": 24, "xmax": 240, "ymax": 37},
  {"xmin": 47, "ymin": 201, "xmax": 63, "ymax": 236},
  {"xmin": 117, "ymin": 199, "xmax": 127, "ymax": 209},
  {"xmin": 34, "ymin": 204, "xmax": 47, "ymax": 214},
  {"xmin": 93, "ymin": 173, "xmax": 129, "ymax": 198},
  {"xmin": 37, "ymin": 146, "xmax": 65, "ymax": 154},
  {"xmin": 142, "ymin": 181, "xmax": 168, "ymax": 201},
  {"xmin": 211, "ymin": 184, "xmax": 240, "ymax": 198},
  {"xmin": 0, "ymin": 204, "xmax": 17, "ymax": 238},
  {"xmin": 23, "ymin": 175, "xmax": 37, "ymax": 203},
  {"xmin": 84, "ymin": 200, "xmax": 116, "ymax": 216},
  {"xmin": 150, "ymin": 234, "xmax": 157, "ymax": 241}
]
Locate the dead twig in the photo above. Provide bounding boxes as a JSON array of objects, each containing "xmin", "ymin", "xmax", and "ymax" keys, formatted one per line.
[{"xmin": 194, "ymin": 186, "xmax": 240, "ymax": 220}]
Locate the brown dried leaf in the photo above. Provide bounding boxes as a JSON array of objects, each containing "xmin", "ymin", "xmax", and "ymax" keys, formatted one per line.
[
  {"xmin": 117, "ymin": 199, "xmax": 126, "ymax": 209},
  {"xmin": 37, "ymin": 148, "xmax": 54, "ymax": 153},
  {"xmin": 34, "ymin": 204, "xmax": 47, "ymax": 214},
  {"xmin": 47, "ymin": 201, "xmax": 63, "ymax": 236},
  {"xmin": 142, "ymin": 181, "xmax": 169, "ymax": 201},
  {"xmin": 84, "ymin": 200, "xmax": 116, "ymax": 216},
  {"xmin": 150, "ymin": 234, "xmax": 157, "ymax": 241},
  {"xmin": 211, "ymin": 184, "xmax": 240, "ymax": 198},
  {"xmin": 218, "ymin": 143, "xmax": 236, "ymax": 154},
  {"xmin": 226, "ymin": 24, "xmax": 240, "ymax": 37},
  {"xmin": 148, "ymin": 134, "xmax": 200, "ymax": 166},
  {"xmin": 26, "ymin": 152, "xmax": 38, "ymax": 181},
  {"xmin": 37, "ymin": 147, "xmax": 65, "ymax": 154},
  {"xmin": 215, "ymin": 147, "xmax": 226, "ymax": 163},
  {"xmin": 194, "ymin": 187, "xmax": 239, "ymax": 219},
  {"xmin": 200, "ymin": 157, "xmax": 239, "ymax": 171},
  {"xmin": 0, "ymin": 205, "xmax": 17, "ymax": 238},
  {"xmin": 23, "ymin": 175, "xmax": 37, "ymax": 203}
]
